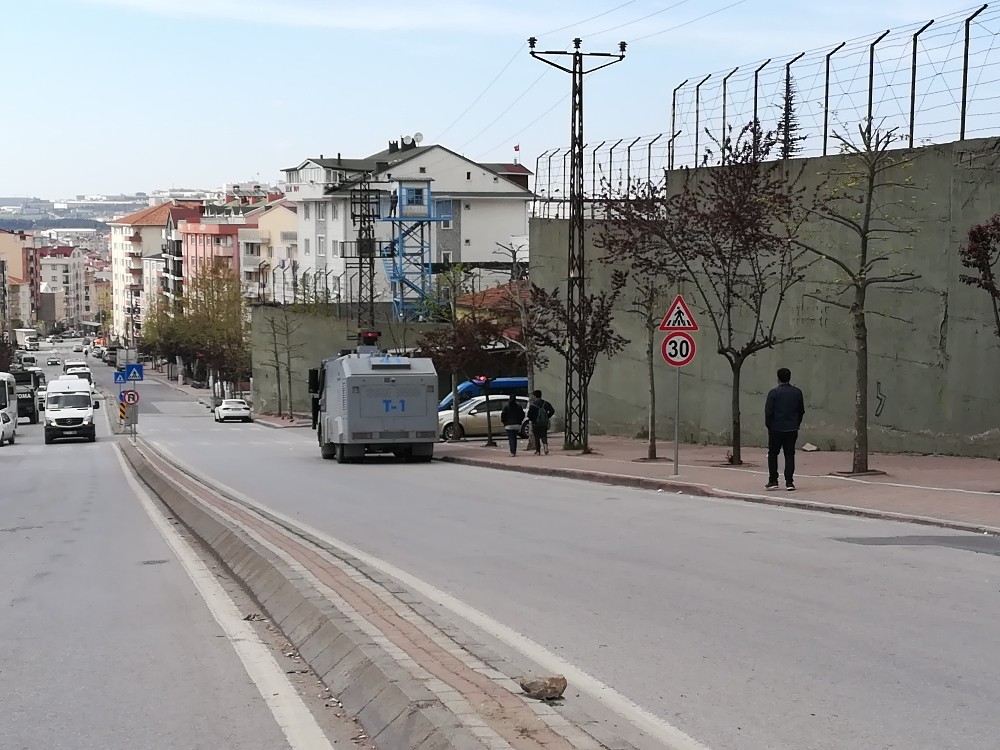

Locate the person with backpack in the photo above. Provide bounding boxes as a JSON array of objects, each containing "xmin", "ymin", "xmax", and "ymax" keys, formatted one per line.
[
  {"xmin": 526, "ymin": 389, "xmax": 555, "ymax": 455},
  {"xmin": 500, "ymin": 395, "xmax": 526, "ymax": 457}
]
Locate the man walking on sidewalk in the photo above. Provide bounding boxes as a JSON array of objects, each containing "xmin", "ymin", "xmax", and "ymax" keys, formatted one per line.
[
  {"xmin": 765, "ymin": 368, "xmax": 805, "ymax": 491},
  {"xmin": 500, "ymin": 395, "xmax": 526, "ymax": 457},
  {"xmin": 527, "ymin": 390, "xmax": 555, "ymax": 455}
]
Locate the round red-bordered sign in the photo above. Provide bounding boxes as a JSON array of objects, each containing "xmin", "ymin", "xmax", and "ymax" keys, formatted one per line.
[{"xmin": 661, "ymin": 331, "xmax": 696, "ymax": 367}]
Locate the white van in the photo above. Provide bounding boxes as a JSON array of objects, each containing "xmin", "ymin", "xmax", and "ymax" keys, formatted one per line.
[
  {"xmin": 44, "ymin": 378, "xmax": 99, "ymax": 444},
  {"xmin": 62, "ymin": 359, "xmax": 88, "ymax": 373},
  {"xmin": 64, "ymin": 367, "xmax": 95, "ymax": 391},
  {"xmin": 0, "ymin": 373, "xmax": 17, "ymax": 445}
]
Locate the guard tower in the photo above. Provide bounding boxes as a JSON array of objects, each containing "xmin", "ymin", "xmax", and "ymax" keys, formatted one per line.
[{"xmin": 378, "ymin": 177, "xmax": 451, "ymax": 320}]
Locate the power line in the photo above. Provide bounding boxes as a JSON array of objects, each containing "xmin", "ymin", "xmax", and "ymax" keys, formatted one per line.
[
  {"xmin": 632, "ymin": 0, "xmax": 750, "ymax": 42},
  {"xmin": 436, "ymin": 44, "xmax": 525, "ymax": 140},
  {"xmin": 541, "ymin": 0, "xmax": 642, "ymax": 36},
  {"xmin": 477, "ymin": 94, "xmax": 571, "ymax": 158},
  {"xmin": 587, "ymin": 0, "xmax": 698, "ymax": 37},
  {"xmin": 457, "ymin": 73, "xmax": 549, "ymax": 150}
]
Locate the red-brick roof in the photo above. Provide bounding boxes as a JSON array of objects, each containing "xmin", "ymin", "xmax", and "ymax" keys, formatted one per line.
[
  {"xmin": 111, "ymin": 200, "xmax": 201, "ymax": 226},
  {"xmin": 37, "ymin": 245, "xmax": 77, "ymax": 258},
  {"xmin": 455, "ymin": 279, "xmax": 531, "ymax": 312}
]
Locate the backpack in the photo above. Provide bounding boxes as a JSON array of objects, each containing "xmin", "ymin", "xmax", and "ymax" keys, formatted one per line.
[{"xmin": 534, "ymin": 401, "xmax": 551, "ymax": 430}]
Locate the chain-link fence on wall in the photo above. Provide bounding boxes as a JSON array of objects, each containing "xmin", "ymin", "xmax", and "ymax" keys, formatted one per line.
[{"xmin": 533, "ymin": 5, "xmax": 1000, "ymax": 218}]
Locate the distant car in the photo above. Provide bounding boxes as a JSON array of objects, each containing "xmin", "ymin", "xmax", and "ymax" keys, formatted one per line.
[
  {"xmin": 0, "ymin": 411, "xmax": 14, "ymax": 446},
  {"xmin": 90, "ymin": 346, "xmax": 103, "ymax": 358},
  {"xmin": 72, "ymin": 344, "xmax": 83, "ymax": 352},
  {"xmin": 214, "ymin": 399, "xmax": 252, "ymax": 423},
  {"xmin": 47, "ymin": 357, "xmax": 61, "ymax": 366},
  {"xmin": 437, "ymin": 394, "xmax": 531, "ymax": 441}
]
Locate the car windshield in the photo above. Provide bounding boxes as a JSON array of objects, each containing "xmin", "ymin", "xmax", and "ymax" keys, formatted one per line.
[
  {"xmin": 222, "ymin": 400, "xmax": 247, "ymax": 407},
  {"xmin": 66, "ymin": 372, "xmax": 93, "ymax": 383},
  {"xmin": 46, "ymin": 394, "xmax": 91, "ymax": 410}
]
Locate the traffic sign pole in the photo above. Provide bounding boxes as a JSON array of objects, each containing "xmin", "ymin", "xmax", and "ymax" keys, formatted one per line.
[
  {"xmin": 674, "ymin": 366, "xmax": 681, "ymax": 477},
  {"xmin": 658, "ymin": 295, "xmax": 699, "ymax": 478}
]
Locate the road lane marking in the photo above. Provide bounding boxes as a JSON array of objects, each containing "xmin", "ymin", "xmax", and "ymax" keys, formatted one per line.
[
  {"xmin": 113, "ymin": 446, "xmax": 334, "ymax": 750},
  {"xmin": 146, "ymin": 439, "xmax": 712, "ymax": 750}
]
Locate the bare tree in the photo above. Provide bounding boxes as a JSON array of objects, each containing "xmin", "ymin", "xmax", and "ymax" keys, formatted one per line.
[
  {"xmin": 277, "ymin": 308, "xmax": 305, "ymax": 420},
  {"xmin": 803, "ymin": 122, "xmax": 921, "ymax": 473},
  {"xmin": 622, "ymin": 123, "xmax": 812, "ymax": 464},
  {"xmin": 598, "ymin": 179, "xmax": 684, "ymax": 460},
  {"xmin": 494, "ymin": 240, "xmax": 528, "ymax": 280},
  {"xmin": 495, "ymin": 280, "xmax": 547, "ymax": 393},
  {"xmin": 959, "ymin": 215, "xmax": 1000, "ymax": 343},
  {"xmin": 262, "ymin": 313, "xmax": 285, "ymax": 418},
  {"xmin": 529, "ymin": 283, "xmax": 629, "ymax": 453}
]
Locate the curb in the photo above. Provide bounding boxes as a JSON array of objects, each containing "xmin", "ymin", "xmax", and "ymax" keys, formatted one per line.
[
  {"xmin": 254, "ymin": 418, "xmax": 311, "ymax": 430},
  {"xmin": 436, "ymin": 455, "xmax": 1000, "ymax": 537},
  {"xmin": 120, "ymin": 442, "xmax": 508, "ymax": 750}
]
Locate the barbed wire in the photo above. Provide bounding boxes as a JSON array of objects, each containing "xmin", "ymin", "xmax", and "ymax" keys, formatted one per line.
[{"xmin": 533, "ymin": 4, "xmax": 1000, "ymax": 216}]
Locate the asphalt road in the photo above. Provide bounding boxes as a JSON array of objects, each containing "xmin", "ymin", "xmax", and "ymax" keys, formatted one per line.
[
  {"xmin": 0, "ymin": 346, "xmax": 293, "ymax": 750},
  {"xmin": 97, "ymin": 365, "xmax": 1000, "ymax": 750}
]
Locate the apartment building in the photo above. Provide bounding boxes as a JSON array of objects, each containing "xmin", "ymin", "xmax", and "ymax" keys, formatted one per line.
[
  {"xmin": 109, "ymin": 200, "xmax": 199, "ymax": 343},
  {"xmin": 281, "ymin": 139, "xmax": 532, "ymax": 304},
  {"xmin": 237, "ymin": 200, "xmax": 298, "ymax": 303},
  {"xmin": 38, "ymin": 246, "xmax": 86, "ymax": 326},
  {"xmin": 0, "ymin": 228, "xmax": 39, "ymax": 322}
]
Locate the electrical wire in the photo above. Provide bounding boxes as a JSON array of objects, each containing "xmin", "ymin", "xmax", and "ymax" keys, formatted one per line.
[
  {"xmin": 435, "ymin": 45, "xmax": 526, "ymax": 140},
  {"xmin": 585, "ymin": 0, "xmax": 697, "ymax": 37},
  {"xmin": 632, "ymin": 0, "xmax": 750, "ymax": 42},
  {"xmin": 541, "ymin": 0, "xmax": 642, "ymax": 36}
]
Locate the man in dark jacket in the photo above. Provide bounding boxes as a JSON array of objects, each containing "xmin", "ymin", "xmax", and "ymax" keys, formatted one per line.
[
  {"xmin": 526, "ymin": 390, "xmax": 555, "ymax": 455},
  {"xmin": 765, "ymin": 368, "xmax": 805, "ymax": 491},
  {"xmin": 500, "ymin": 396, "xmax": 526, "ymax": 457}
]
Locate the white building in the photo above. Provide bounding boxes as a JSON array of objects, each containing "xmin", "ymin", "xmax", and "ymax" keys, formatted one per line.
[
  {"xmin": 109, "ymin": 201, "xmax": 198, "ymax": 344},
  {"xmin": 281, "ymin": 139, "xmax": 532, "ymax": 304},
  {"xmin": 38, "ymin": 247, "xmax": 86, "ymax": 325}
]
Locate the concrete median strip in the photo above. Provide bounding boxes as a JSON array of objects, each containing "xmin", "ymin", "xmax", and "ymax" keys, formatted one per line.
[
  {"xmin": 436, "ymin": 455, "xmax": 1000, "ymax": 537},
  {"xmin": 118, "ymin": 439, "xmax": 655, "ymax": 750}
]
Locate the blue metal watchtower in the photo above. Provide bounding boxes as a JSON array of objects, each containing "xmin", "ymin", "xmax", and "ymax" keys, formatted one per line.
[{"xmin": 378, "ymin": 178, "xmax": 451, "ymax": 320}]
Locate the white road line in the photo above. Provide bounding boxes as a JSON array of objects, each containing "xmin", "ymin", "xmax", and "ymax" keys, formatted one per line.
[
  {"xmin": 147, "ymin": 440, "xmax": 711, "ymax": 750},
  {"xmin": 113, "ymin": 446, "xmax": 334, "ymax": 750}
]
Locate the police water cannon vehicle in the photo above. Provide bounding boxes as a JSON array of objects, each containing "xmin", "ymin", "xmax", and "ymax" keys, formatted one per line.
[{"xmin": 308, "ymin": 331, "xmax": 438, "ymax": 463}]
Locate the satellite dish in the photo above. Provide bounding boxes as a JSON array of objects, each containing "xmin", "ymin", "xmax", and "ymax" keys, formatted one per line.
[
  {"xmin": 413, "ymin": 132, "xmax": 424, "ymax": 144},
  {"xmin": 402, "ymin": 135, "xmax": 414, "ymax": 145}
]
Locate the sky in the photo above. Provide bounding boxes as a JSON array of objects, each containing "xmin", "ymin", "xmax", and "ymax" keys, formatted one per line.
[{"xmin": 0, "ymin": 0, "xmax": 983, "ymax": 196}]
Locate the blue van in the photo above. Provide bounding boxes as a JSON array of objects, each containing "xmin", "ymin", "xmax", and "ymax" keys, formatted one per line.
[{"xmin": 438, "ymin": 377, "xmax": 529, "ymax": 411}]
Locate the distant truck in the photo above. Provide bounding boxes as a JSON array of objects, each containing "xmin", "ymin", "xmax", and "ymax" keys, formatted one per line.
[
  {"xmin": 309, "ymin": 332, "xmax": 438, "ymax": 463},
  {"xmin": 13, "ymin": 328, "xmax": 39, "ymax": 351},
  {"xmin": 12, "ymin": 369, "xmax": 44, "ymax": 424}
]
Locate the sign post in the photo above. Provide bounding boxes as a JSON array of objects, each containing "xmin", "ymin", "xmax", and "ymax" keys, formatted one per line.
[{"xmin": 659, "ymin": 295, "xmax": 699, "ymax": 477}]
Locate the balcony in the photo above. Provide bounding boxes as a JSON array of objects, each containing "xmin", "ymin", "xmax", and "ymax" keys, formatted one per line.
[{"xmin": 128, "ymin": 232, "xmax": 142, "ymax": 243}]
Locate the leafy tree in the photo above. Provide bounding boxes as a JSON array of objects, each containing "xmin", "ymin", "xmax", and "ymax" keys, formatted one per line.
[
  {"xmin": 529, "ymin": 282, "xmax": 629, "ymax": 453},
  {"xmin": 802, "ymin": 122, "xmax": 921, "ymax": 474},
  {"xmin": 959, "ymin": 215, "xmax": 1000, "ymax": 342}
]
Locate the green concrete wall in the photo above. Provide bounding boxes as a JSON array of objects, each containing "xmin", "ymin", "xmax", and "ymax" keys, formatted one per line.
[
  {"xmin": 530, "ymin": 137, "xmax": 1000, "ymax": 458},
  {"xmin": 250, "ymin": 303, "xmax": 437, "ymax": 416}
]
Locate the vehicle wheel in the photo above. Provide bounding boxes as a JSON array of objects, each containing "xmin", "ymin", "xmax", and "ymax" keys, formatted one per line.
[
  {"xmin": 244, "ymin": 417, "xmax": 251, "ymax": 423},
  {"xmin": 8, "ymin": 433, "xmax": 14, "ymax": 445},
  {"xmin": 88, "ymin": 434, "xmax": 96, "ymax": 443},
  {"xmin": 30, "ymin": 414, "xmax": 38, "ymax": 425},
  {"xmin": 442, "ymin": 423, "xmax": 464, "ymax": 441},
  {"xmin": 321, "ymin": 442, "xmax": 337, "ymax": 460},
  {"xmin": 0, "ymin": 434, "xmax": 5, "ymax": 447},
  {"xmin": 334, "ymin": 443, "xmax": 346, "ymax": 464}
]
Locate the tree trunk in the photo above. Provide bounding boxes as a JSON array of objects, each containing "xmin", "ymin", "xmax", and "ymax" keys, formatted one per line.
[
  {"xmin": 852, "ymin": 292, "xmax": 869, "ymax": 473},
  {"xmin": 285, "ymin": 349, "xmax": 294, "ymax": 421},
  {"xmin": 647, "ymin": 324, "xmax": 657, "ymax": 460},
  {"xmin": 730, "ymin": 358, "xmax": 743, "ymax": 465},
  {"xmin": 273, "ymin": 365, "xmax": 283, "ymax": 417}
]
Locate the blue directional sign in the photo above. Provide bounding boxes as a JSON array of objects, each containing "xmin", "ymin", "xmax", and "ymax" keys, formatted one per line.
[
  {"xmin": 113, "ymin": 371, "xmax": 127, "ymax": 384},
  {"xmin": 124, "ymin": 363, "xmax": 144, "ymax": 382}
]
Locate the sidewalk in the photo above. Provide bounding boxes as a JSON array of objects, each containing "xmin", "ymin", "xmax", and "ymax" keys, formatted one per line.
[{"xmin": 436, "ymin": 435, "xmax": 1000, "ymax": 534}]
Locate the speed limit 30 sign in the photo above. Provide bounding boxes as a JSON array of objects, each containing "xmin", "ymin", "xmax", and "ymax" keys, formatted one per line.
[{"xmin": 661, "ymin": 330, "xmax": 696, "ymax": 367}]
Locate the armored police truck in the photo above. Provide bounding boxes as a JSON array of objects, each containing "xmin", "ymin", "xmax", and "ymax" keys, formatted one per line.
[{"xmin": 309, "ymin": 332, "xmax": 438, "ymax": 463}]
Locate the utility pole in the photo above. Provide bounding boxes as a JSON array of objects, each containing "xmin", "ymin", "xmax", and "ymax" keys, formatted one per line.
[
  {"xmin": 349, "ymin": 174, "xmax": 379, "ymax": 330},
  {"xmin": 528, "ymin": 36, "xmax": 625, "ymax": 449}
]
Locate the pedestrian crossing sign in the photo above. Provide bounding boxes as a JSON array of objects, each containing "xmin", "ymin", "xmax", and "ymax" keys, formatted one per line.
[
  {"xmin": 114, "ymin": 371, "xmax": 127, "ymax": 384},
  {"xmin": 658, "ymin": 295, "xmax": 699, "ymax": 331},
  {"xmin": 124, "ymin": 363, "xmax": 144, "ymax": 382}
]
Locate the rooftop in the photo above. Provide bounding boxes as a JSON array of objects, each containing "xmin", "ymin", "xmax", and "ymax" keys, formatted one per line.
[{"xmin": 110, "ymin": 200, "xmax": 202, "ymax": 227}]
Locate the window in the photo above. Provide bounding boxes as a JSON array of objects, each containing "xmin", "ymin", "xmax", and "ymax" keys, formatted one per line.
[
  {"xmin": 441, "ymin": 217, "xmax": 452, "ymax": 230},
  {"xmin": 316, "ymin": 235, "xmax": 326, "ymax": 256},
  {"xmin": 419, "ymin": 166, "xmax": 426, "ymax": 174},
  {"xmin": 330, "ymin": 202, "xmax": 338, "ymax": 220},
  {"xmin": 466, "ymin": 171, "xmax": 471, "ymax": 180},
  {"xmin": 442, "ymin": 251, "xmax": 452, "ymax": 264},
  {"xmin": 303, "ymin": 203, "xmax": 310, "ymax": 220},
  {"xmin": 304, "ymin": 238, "xmax": 310, "ymax": 255},
  {"xmin": 406, "ymin": 188, "xmax": 424, "ymax": 206},
  {"xmin": 331, "ymin": 240, "xmax": 340, "ymax": 256},
  {"xmin": 317, "ymin": 202, "xmax": 326, "ymax": 220}
]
